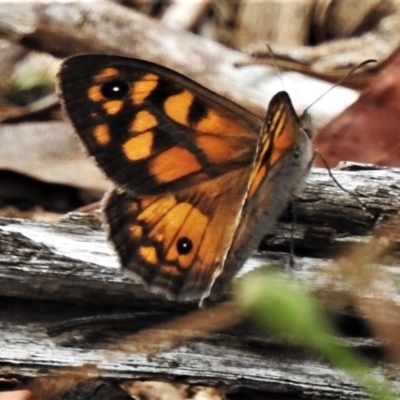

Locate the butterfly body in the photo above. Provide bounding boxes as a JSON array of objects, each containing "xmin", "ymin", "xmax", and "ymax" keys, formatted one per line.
[{"xmin": 59, "ymin": 55, "xmax": 312, "ymax": 302}]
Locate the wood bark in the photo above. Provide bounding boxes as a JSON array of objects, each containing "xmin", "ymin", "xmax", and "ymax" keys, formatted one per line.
[
  {"xmin": 0, "ymin": 121, "xmax": 110, "ymax": 191},
  {"xmin": 1, "ymin": 165, "xmax": 400, "ymax": 399}
]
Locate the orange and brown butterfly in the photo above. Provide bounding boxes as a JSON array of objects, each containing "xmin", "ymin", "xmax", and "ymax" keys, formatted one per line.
[{"xmin": 58, "ymin": 54, "xmax": 313, "ymax": 303}]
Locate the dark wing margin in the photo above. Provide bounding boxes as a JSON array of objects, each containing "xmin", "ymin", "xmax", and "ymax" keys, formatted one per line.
[{"xmin": 59, "ymin": 55, "xmax": 261, "ymax": 196}]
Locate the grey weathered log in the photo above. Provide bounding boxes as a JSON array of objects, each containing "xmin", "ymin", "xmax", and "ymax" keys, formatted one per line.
[
  {"xmin": 1, "ymin": 165, "xmax": 400, "ymax": 306},
  {"xmin": 0, "ymin": 304, "xmax": 378, "ymax": 400},
  {"xmin": 1, "ymin": 165, "xmax": 400, "ymax": 399}
]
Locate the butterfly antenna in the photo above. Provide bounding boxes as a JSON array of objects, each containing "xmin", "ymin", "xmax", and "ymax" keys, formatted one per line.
[
  {"xmin": 265, "ymin": 44, "xmax": 287, "ymax": 93},
  {"xmin": 258, "ymin": 45, "xmax": 287, "ymax": 135},
  {"xmin": 307, "ymin": 60, "xmax": 376, "ymax": 214},
  {"xmin": 317, "ymin": 151, "xmax": 373, "ymax": 213},
  {"xmin": 302, "ymin": 59, "xmax": 377, "ymax": 116}
]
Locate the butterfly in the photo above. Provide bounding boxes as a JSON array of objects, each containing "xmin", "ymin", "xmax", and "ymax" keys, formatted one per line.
[{"xmin": 58, "ymin": 55, "xmax": 313, "ymax": 303}]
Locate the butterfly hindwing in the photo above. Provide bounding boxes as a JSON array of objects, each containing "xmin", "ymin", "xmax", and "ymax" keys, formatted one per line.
[
  {"xmin": 104, "ymin": 167, "xmax": 252, "ymax": 300},
  {"xmin": 59, "ymin": 55, "xmax": 261, "ymax": 196}
]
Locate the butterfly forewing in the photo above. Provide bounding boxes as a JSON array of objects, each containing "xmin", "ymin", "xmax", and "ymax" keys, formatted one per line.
[
  {"xmin": 59, "ymin": 55, "xmax": 261, "ymax": 196},
  {"xmin": 211, "ymin": 92, "xmax": 313, "ymax": 297}
]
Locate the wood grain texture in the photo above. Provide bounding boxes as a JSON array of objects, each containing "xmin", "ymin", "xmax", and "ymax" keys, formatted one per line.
[{"xmin": 1, "ymin": 165, "xmax": 400, "ymax": 399}]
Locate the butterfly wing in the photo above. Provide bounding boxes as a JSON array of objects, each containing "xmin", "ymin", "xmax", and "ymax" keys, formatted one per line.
[
  {"xmin": 59, "ymin": 55, "xmax": 261, "ymax": 195},
  {"xmin": 211, "ymin": 91, "xmax": 313, "ymax": 297},
  {"xmin": 59, "ymin": 54, "xmax": 311, "ymax": 301},
  {"xmin": 104, "ymin": 92, "xmax": 312, "ymax": 301},
  {"xmin": 104, "ymin": 166, "xmax": 252, "ymax": 301}
]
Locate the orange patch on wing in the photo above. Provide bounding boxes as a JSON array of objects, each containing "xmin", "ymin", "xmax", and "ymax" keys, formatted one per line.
[
  {"xmin": 249, "ymin": 164, "xmax": 267, "ymax": 198},
  {"xmin": 270, "ymin": 123, "xmax": 295, "ymax": 165},
  {"xmin": 129, "ymin": 224, "xmax": 143, "ymax": 239},
  {"xmin": 198, "ymin": 224, "xmax": 224, "ymax": 268},
  {"xmin": 164, "ymin": 90, "xmax": 194, "ymax": 125},
  {"xmin": 146, "ymin": 201, "xmax": 205, "ymax": 268},
  {"xmin": 127, "ymin": 201, "xmax": 139, "ymax": 213},
  {"xmin": 131, "ymin": 73, "xmax": 159, "ymax": 104},
  {"xmin": 131, "ymin": 110, "xmax": 158, "ymax": 133},
  {"xmin": 150, "ymin": 147, "xmax": 202, "ymax": 183},
  {"xmin": 161, "ymin": 265, "xmax": 180, "ymax": 277},
  {"xmin": 248, "ymin": 137, "xmax": 272, "ymax": 198},
  {"xmin": 165, "ymin": 205, "xmax": 208, "ymax": 268},
  {"xmin": 248, "ymin": 103, "xmax": 297, "ymax": 197},
  {"xmin": 87, "ymin": 85, "xmax": 103, "ymax": 102},
  {"xmin": 149, "ymin": 202, "xmax": 193, "ymax": 252},
  {"xmin": 94, "ymin": 68, "xmax": 119, "ymax": 81},
  {"xmin": 103, "ymin": 100, "xmax": 123, "ymax": 115},
  {"xmin": 260, "ymin": 102, "xmax": 297, "ymax": 167},
  {"xmin": 138, "ymin": 195, "xmax": 177, "ymax": 223},
  {"xmin": 196, "ymin": 135, "xmax": 245, "ymax": 164},
  {"xmin": 93, "ymin": 124, "xmax": 111, "ymax": 145},
  {"xmin": 123, "ymin": 131, "xmax": 154, "ymax": 161},
  {"xmin": 196, "ymin": 109, "xmax": 250, "ymax": 136},
  {"xmin": 139, "ymin": 245, "xmax": 158, "ymax": 265}
]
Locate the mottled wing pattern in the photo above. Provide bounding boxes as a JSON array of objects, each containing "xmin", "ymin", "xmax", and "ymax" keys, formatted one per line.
[
  {"xmin": 59, "ymin": 54, "xmax": 312, "ymax": 302},
  {"xmin": 211, "ymin": 92, "xmax": 313, "ymax": 298},
  {"xmin": 104, "ymin": 167, "xmax": 252, "ymax": 300},
  {"xmin": 248, "ymin": 91, "xmax": 305, "ymax": 198},
  {"xmin": 59, "ymin": 55, "xmax": 261, "ymax": 196}
]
